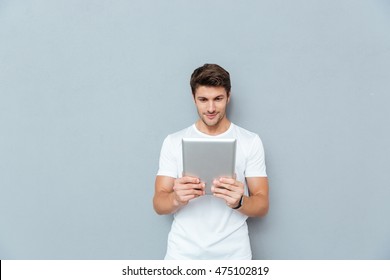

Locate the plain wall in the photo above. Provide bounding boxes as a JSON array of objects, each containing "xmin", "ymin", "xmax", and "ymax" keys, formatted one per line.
[{"xmin": 1, "ymin": 0, "xmax": 389, "ymax": 259}]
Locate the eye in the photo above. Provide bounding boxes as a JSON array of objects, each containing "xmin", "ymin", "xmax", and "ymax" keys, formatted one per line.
[
  {"xmin": 215, "ymin": 96, "xmax": 224, "ymax": 101},
  {"xmin": 198, "ymin": 98, "xmax": 207, "ymax": 102}
]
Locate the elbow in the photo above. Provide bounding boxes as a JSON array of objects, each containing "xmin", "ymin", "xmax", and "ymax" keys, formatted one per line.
[
  {"xmin": 257, "ymin": 203, "xmax": 269, "ymax": 218},
  {"xmin": 154, "ymin": 207, "xmax": 167, "ymax": 215},
  {"xmin": 153, "ymin": 197, "xmax": 165, "ymax": 215},
  {"xmin": 253, "ymin": 199, "xmax": 269, "ymax": 218},
  {"xmin": 153, "ymin": 196, "xmax": 172, "ymax": 215},
  {"xmin": 153, "ymin": 206, "xmax": 163, "ymax": 215}
]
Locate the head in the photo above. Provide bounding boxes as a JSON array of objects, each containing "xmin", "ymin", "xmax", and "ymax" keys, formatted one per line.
[
  {"xmin": 190, "ymin": 64, "xmax": 231, "ymax": 98},
  {"xmin": 190, "ymin": 64, "xmax": 232, "ymax": 134}
]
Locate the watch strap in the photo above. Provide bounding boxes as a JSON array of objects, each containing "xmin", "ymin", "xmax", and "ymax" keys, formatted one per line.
[{"xmin": 232, "ymin": 195, "xmax": 244, "ymax": 209}]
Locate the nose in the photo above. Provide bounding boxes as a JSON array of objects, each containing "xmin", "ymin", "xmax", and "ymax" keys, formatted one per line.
[{"xmin": 207, "ymin": 101, "xmax": 216, "ymax": 113}]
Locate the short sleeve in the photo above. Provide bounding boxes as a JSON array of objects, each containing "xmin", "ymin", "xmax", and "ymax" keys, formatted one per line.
[
  {"xmin": 244, "ymin": 135, "xmax": 267, "ymax": 177},
  {"xmin": 157, "ymin": 135, "xmax": 179, "ymax": 178}
]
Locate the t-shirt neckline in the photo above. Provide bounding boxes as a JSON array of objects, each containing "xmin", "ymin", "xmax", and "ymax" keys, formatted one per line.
[{"xmin": 192, "ymin": 123, "xmax": 234, "ymax": 138}]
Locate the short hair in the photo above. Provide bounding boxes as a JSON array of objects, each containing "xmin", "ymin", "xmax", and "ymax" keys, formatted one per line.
[{"xmin": 190, "ymin": 64, "xmax": 231, "ymax": 96}]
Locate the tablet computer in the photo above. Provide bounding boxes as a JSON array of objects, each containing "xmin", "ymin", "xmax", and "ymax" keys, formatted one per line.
[{"xmin": 182, "ymin": 138, "xmax": 236, "ymax": 195}]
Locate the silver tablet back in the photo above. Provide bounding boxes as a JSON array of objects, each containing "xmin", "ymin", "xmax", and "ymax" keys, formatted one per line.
[{"xmin": 182, "ymin": 138, "xmax": 236, "ymax": 194}]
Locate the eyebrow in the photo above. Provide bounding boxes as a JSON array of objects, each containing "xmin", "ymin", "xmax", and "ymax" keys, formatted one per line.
[{"xmin": 197, "ymin": 95, "xmax": 225, "ymax": 100}]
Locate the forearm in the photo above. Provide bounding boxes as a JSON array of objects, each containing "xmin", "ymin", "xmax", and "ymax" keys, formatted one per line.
[
  {"xmin": 153, "ymin": 191, "xmax": 180, "ymax": 215},
  {"xmin": 237, "ymin": 194, "xmax": 269, "ymax": 218}
]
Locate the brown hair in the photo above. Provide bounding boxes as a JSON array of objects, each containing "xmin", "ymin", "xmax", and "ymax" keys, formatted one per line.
[{"xmin": 190, "ymin": 64, "xmax": 231, "ymax": 96}]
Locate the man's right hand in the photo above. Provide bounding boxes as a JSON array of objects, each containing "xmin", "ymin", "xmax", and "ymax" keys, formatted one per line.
[{"xmin": 172, "ymin": 176, "xmax": 205, "ymax": 207}]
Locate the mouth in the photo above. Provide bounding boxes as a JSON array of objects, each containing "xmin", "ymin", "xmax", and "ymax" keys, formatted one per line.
[{"xmin": 205, "ymin": 113, "xmax": 218, "ymax": 120}]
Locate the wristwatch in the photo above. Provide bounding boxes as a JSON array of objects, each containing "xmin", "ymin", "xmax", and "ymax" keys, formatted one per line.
[{"xmin": 233, "ymin": 195, "xmax": 244, "ymax": 209}]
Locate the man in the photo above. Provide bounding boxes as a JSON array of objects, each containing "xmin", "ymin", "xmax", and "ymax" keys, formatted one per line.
[{"xmin": 153, "ymin": 63, "xmax": 269, "ymax": 259}]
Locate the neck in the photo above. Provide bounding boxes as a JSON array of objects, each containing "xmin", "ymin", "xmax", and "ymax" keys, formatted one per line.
[{"xmin": 195, "ymin": 119, "xmax": 231, "ymax": 136}]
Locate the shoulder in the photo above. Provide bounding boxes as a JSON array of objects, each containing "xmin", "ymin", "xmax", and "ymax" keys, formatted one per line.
[
  {"xmin": 231, "ymin": 124, "xmax": 265, "ymax": 159},
  {"xmin": 169, "ymin": 125, "xmax": 194, "ymax": 139},
  {"xmin": 231, "ymin": 124, "xmax": 262, "ymax": 143},
  {"xmin": 163, "ymin": 125, "xmax": 194, "ymax": 145}
]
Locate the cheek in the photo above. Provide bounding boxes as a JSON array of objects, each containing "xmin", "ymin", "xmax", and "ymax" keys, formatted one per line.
[
  {"xmin": 195, "ymin": 104, "xmax": 205, "ymax": 114},
  {"xmin": 217, "ymin": 103, "xmax": 227, "ymax": 111},
  {"xmin": 198, "ymin": 103, "xmax": 208, "ymax": 111}
]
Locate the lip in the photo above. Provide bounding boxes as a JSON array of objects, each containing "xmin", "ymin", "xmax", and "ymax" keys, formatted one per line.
[{"xmin": 205, "ymin": 113, "xmax": 217, "ymax": 119}]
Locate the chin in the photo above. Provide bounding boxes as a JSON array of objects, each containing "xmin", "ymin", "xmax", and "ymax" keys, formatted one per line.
[{"xmin": 203, "ymin": 120, "xmax": 220, "ymax": 128}]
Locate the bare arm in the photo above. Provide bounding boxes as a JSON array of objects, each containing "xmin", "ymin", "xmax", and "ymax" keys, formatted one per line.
[
  {"xmin": 239, "ymin": 177, "xmax": 269, "ymax": 217},
  {"xmin": 212, "ymin": 176, "xmax": 269, "ymax": 217},
  {"xmin": 153, "ymin": 175, "xmax": 205, "ymax": 215}
]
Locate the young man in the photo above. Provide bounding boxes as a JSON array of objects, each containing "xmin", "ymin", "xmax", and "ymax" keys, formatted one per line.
[{"xmin": 153, "ymin": 64, "xmax": 269, "ymax": 259}]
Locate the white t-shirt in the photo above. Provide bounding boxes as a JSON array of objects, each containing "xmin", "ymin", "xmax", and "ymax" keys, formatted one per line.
[{"xmin": 157, "ymin": 123, "xmax": 267, "ymax": 259}]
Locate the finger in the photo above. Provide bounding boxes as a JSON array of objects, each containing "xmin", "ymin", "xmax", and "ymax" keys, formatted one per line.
[
  {"xmin": 213, "ymin": 192, "xmax": 236, "ymax": 205},
  {"xmin": 212, "ymin": 185, "xmax": 242, "ymax": 201},
  {"xmin": 174, "ymin": 182, "xmax": 205, "ymax": 191},
  {"xmin": 218, "ymin": 177, "xmax": 236, "ymax": 185},
  {"xmin": 216, "ymin": 178, "xmax": 245, "ymax": 192},
  {"xmin": 181, "ymin": 176, "xmax": 201, "ymax": 183},
  {"xmin": 178, "ymin": 188, "xmax": 206, "ymax": 202},
  {"xmin": 175, "ymin": 185, "xmax": 205, "ymax": 196},
  {"xmin": 213, "ymin": 179, "xmax": 235, "ymax": 191},
  {"xmin": 212, "ymin": 186, "xmax": 236, "ymax": 198},
  {"xmin": 175, "ymin": 194, "xmax": 198, "ymax": 204},
  {"xmin": 213, "ymin": 192, "xmax": 241, "ymax": 208},
  {"xmin": 175, "ymin": 189, "xmax": 203, "ymax": 198}
]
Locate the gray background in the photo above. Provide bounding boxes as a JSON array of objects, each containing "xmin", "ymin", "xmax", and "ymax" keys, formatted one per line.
[{"xmin": 1, "ymin": 0, "xmax": 389, "ymax": 259}]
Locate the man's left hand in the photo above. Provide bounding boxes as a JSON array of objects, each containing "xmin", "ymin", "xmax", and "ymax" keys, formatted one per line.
[{"xmin": 211, "ymin": 177, "xmax": 244, "ymax": 209}]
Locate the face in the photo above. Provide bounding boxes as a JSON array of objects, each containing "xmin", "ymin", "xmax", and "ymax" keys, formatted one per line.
[{"xmin": 193, "ymin": 86, "xmax": 230, "ymax": 133}]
